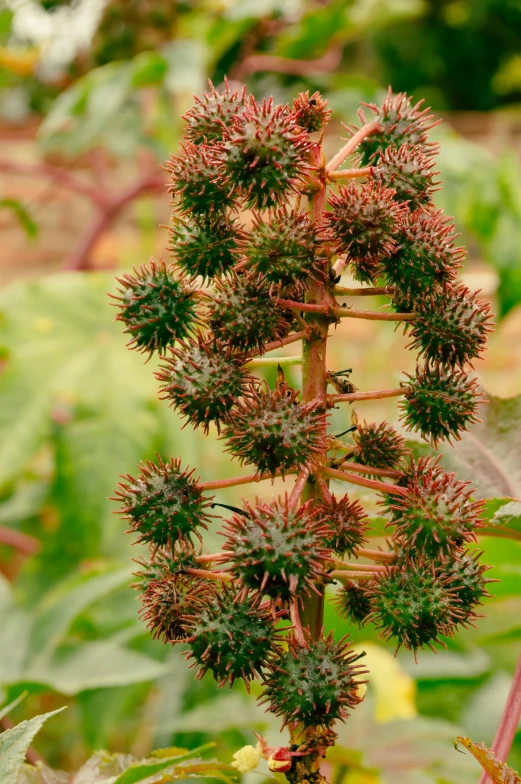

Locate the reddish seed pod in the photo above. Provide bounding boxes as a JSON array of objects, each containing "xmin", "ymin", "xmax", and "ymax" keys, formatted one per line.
[{"xmin": 268, "ymin": 748, "xmax": 293, "ymax": 773}]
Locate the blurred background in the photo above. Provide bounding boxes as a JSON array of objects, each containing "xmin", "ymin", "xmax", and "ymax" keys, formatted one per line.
[{"xmin": 1, "ymin": 1, "xmax": 521, "ymax": 782}]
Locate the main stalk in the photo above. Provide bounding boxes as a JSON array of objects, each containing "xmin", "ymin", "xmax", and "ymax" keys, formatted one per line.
[{"xmin": 300, "ymin": 142, "xmax": 331, "ymax": 639}]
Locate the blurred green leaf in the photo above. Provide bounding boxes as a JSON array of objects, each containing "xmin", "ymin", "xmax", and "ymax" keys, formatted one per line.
[
  {"xmin": 0, "ymin": 707, "xmax": 65, "ymax": 784},
  {"xmin": 0, "ymin": 199, "xmax": 38, "ymax": 240},
  {"xmin": 131, "ymin": 52, "xmax": 168, "ymax": 87},
  {"xmin": 111, "ymin": 744, "xmax": 215, "ymax": 784},
  {"xmin": 437, "ymin": 394, "xmax": 521, "ymax": 500}
]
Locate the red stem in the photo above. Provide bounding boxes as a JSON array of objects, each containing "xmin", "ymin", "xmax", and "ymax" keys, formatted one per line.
[
  {"xmin": 333, "ymin": 285, "xmax": 393, "ymax": 297},
  {"xmin": 326, "ymin": 121, "xmax": 381, "ymax": 173},
  {"xmin": 332, "ymin": 460, "xmax": 404, "ymax": 479},
  {"xmin": 354, "ymin": 547, "xmax": 396, "ymax": 563},
  {"xmin": 0, "ymin": 525, "xmax": 40, "ymax": 555},
  {"xmin": 199, "ymin": 467, "xmax": 296, "ymax": 491},
  {"xmin": 478, "ymin": 647, "xmax": 521, "ymax": 784},
  {"xmin": 0, "ymin": 158, "xmax": 107, "ymax": 207},
  {"xmin": 328, "ymin": 388, "xmax": 404, "ymax": 404},
  {"xmin": 247, "ymin": 329, "xmax": 308, "ymax": 358},
  {"xmin": 321, "ymin": 465, "xmax": 407, "ymax": 496},
  {"xmin": 277, "ymin": 299, "xmax": 415, "ymax": 322},
  {"xmin": 63, "ymin": 173, "xmax": 164, "ymax": 271},
  {"xmin": 289, "ymin": 469, "xmax": 310, "ymax": 509},
  {"xmin": 328, "ymin": 167, "xmax": 372, "ymax": 181}
]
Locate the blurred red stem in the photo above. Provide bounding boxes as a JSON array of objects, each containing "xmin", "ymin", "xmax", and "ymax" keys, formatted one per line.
[
  {"xmin": 234, "ymin": 44, "xmax": 342, "ymax": 80},
  {"xmin": 0, "ymin": 525, "xmax": 40, "ymax": 555},
  {"xmin": 63, "ymin": 173, "xmax": 164, "ymax": 271},
  {"xmin": 478, "ymin": 647, "xmax": 521, "ymax": 784},
  {"xmin": 0, "ymin": 158, "xmax": 107, "ymax": 206}
]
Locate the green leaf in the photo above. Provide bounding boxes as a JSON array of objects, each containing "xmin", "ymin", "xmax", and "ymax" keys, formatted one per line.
[
  {"xmin": 481, "ymin": 498, "xmax": 521, "ymax": 540},
  {"xmin": 0, "ymin": 708, "xmax": 65, "ymax": 784},
  {"xmin": 131, "ymin": 52, "xmax": 168, "ymax": 87},
  {"xmin": 25, "ymin": 640, "xmax": 173, "ymax": 695},
  {"xmin": 29, "ymin": 564, "xmax": 132, "ymax": 661},
  {"xmin": 0, "ymin": 693, "xmax": 27, "ymax": 723},
  {"xmin": 437, "ymin": 393, "xmax": 521, "ymax": 499},
  {"xmin": 111, "ymin": 744, "xmax": 215, "ymax": 784},
  {"xmin": 0, "ymin": 199, "xmax": 38, "ymax": 239}
]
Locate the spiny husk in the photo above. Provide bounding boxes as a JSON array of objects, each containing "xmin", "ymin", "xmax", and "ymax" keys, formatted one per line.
[
  {"xmin": 222, "ymin": 377, "xmax": 326, "ymax": 477},
  {"xmin": 326, "ymin": 182, "xmax": 406, "ymax": 284},
  {"xmin": 156, "ymin": 335, "xmax": 252, "ymax": 433},
  {"xmin": 260, "ymin": 632, "xmax": 367, "ymax": 728},
  {"xmin": 401, "ymin": 363, "xmax": 482, "ymax": 445},
  {"xmin": 183, "ymin": 78, "xmax": 248, "ymax": 145},
  {"xmin": 112, "ymin": 259, "xmax": 198, "ymax": 355},
  {"xmin": 113, "ymin": 455, "xmax": 213, "ymax": 547},
  {"xmin": 222, "ymin": 495, "xmax": 331, "ymax": 606}
]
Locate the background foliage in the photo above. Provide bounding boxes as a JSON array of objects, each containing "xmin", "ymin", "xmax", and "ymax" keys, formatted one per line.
[{"xmin": 0, "ymin": 1, "xmax": 521, "ymax": 782}]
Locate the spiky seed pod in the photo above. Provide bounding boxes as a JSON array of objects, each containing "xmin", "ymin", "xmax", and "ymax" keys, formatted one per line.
[
  {"xmin": 384, "ymin": 464, "xmax": 484, "ymax": 558},
  {"xmin": 326, "ymin": 182, "xmax": 405, "ymax": 284},
  {"xmin": 222, "ymin": 496, "xmax": 330, "ymax": 604},
  {"xmin": 401, "ymin": 364, "xmax": 482, "ymax": 445},
  {"xmin": 156, "ymin": 336, "xmax": 251, "ymax": 433},
  {"xmin": 216, "ymin": 97, "xmax": 311, "ymax": 210},
  {"xmin": 313, "ymin": 494, "xmax": 368, "ymax": 556},
  {"xmin": 445, "ymin": 550, "xmax": 494, "ymax": 610},
  {"xmin": 166, "ymin": 142, "xmax": 233, "ymax": 216},
  {"xmin": 185, "ymin": 586, "xmax": 280, "ymax": 688},
  {"xmin": 368, "ymin": 560, "xmax": 465, "ymax": 654},
  {"xmin": 113, "ymin": 456, "xmax": 213, "ymax": 547},
  {"xmin": 183, "ymin": 79, "xmax": 248, "ymax": 145},
  {"xmin": 112, "ymin": 260, "xmax": 198, "ymax": 355},
  {"xmin": 260, "ymin": 632, "xmax": 367, "ymax": 728},
  {"xmin": 243, "ymin": 208, "xmax": 321, "ymax": 291},
  {"xmin": 132, "ymin": 544, "xmax": 199, "ymax": 590},
  {"xmin": 407, "ymin": 283, "xmax": 493, "ymax": 368},
  {"xmin": 222, "ymin": 378, "xmax": 326, "ymax": 477},
  {"xmin": 334, "ymin": 583, "xmax": 374, "ymax": 627},
  {"xmin": 383, "ymin": 208, "xmax": 463, "ymax": 304},
  {"xmin": 352, "ymin": 419, "xmax": 408, "ymax": 470},
  {"xmin": 169, "ymin": 212, "xmax": 244, "ymax": 280},
  {"xmin": 207, "ymin": 273, "xmax": 293, "ymax": 353},
  {"xmin": 352, "ymin": 89, "xmax": 438, "ymax": 166},
  {"xmin": 373, "ymin": 143, "xmax": 439, "ymax": 210},
  {"xmin": 292, "ymin": 90, "xmax": 331, "ymax": 132},
  {"xmin": 139, "ymin": 574, "xmax": 210, "ymax": 643}
]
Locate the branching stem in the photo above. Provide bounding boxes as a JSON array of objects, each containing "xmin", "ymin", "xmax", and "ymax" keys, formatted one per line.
[
  {"xmin": 328, "ymin": 388, "xmax": 404, "ymax": 404},
  {"xmin": 277, "ymin": 298, "xmax": 416, "ymax": 322},
  {"xmin": 321, "ymin": 465, "xmax": 408, "ymax": 496},
  {"xmin": 245, "ymin": 355, "xmax": 303, "ymax": 368},
  {"xmin": 328, "ymin": 167, "xmax": 372, "ymax": 181},
  {"xmin": 326, "ymin": 121, "xmax": 381, "ymax": 173},
  {"xmin": 200, "ymin": 468, "xmax": 296, "ymax": 491},
  {"xmin": 333, "ymin": 285, "xmax": 393, "ymax": 297}
]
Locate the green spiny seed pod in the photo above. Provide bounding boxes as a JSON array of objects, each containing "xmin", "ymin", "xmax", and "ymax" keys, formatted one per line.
[
  {"xmin": 334, "ymin": 583, "xmax": 374, "ymax": 627},
  {"xmin": 166, "ymin": 142, "xmax": 233, "ymax": 215},
  {"xmin": 314, "ymin": 494, "xmax": 368, "ymax": 556},
  {"xmin": 243, "ymin": 207, "xmax": 321, "ymax": 291},
  {"xmin": 222, "ymin": 496, "xmax": 330, "ymax": 604},
  {"xmin": 132, "ymin": 543, "xmax": 199, "ymax": 590},
  {"xmin": 113, "ymin": 455, "xmax": 213, "ymax": 546},
  {"xmin": 383, "ymin": 208, "xmax": 463, "ymax": 304},
  {"xmin": 183, "ymin": 79, "xmax": 248, "ymax": 145},
  {"xmin": 185, "ymin": 586, "xmax": 281, "ymax": 687},
  {"xmin": 292, "ymin": 90, "xmax": 331, "ymax": 132},
  {"xmin": 326, "ymin": 182, "xmax": 405, "ymax": 284},
  {"xmin": 373, "ymin": 143, "xmax": 439, "ymax": 210},
  {"xmin": 352, "ymin": 89, "xmax": 438, "ymax": 166},
  {"xmin": 156, "ymin": 336, "xmax": 251, "ymax": 433},
  {"xmin": 352, "ymin": 418, "xmax": 408, "ymax": 470},
  {"xmin": 407, "ymin": 283, "xmax": 493, "ymax": 368},
  {"xmin": 222, "ymin": 378, "xmax": 326, "ymax": 477},
  {"xmin": 260, "ymin": 633, "xmax": 367, "ymax": 728},
  {"xmin": 217, "ymin": 97, "xmax": 311, "ymax": 210},
  {"xmin": 401, "ymin": 364, "xmax": 482, "ymax": 445},
  {"xmin": 139, "ymin": 574, "xmax": 210, "ymax": 643},
  {"xmin": 446, "ymin": 550, "xmax": 494, "ymax": 610},
  {"xmin": 384, "ymin": 463, "xmax": 484, "ymax": 557},
  {"xmin": 207, "ymin": 273, "xmax": 293, "ymax": 353},
  {"xmin": 169, "ymin": 212, "xmax": 244, "ymax": 280},
  {"xmin": 368, "ymin": 559, "xmax": 465, "ymax": 654},
  {"xmin": 112, "ymin": 259, "xmax": 198, "ymax": 355}
]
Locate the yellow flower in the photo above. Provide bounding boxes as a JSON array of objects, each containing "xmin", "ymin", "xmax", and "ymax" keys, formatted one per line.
[
  {"xmin": 231, "ymin": 743, "xmax": 262, "ymax": 773},
  {"xmin": 352, "ymin": 643, "xmax": 417, "ymax": 723}
]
